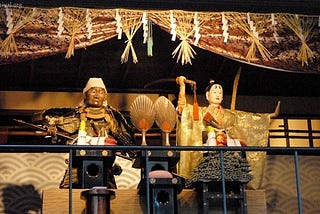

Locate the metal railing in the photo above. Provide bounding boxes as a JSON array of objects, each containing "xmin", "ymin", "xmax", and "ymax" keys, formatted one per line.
[{"xmin": 0, "ymin": 144, "xmax": 319, "ymax": 214}]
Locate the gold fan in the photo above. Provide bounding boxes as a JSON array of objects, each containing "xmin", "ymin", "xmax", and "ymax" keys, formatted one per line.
[
  {"xmin": 154, "ymin": 96, "xmax": 177, "ymax": 146},
  {"xmin": 130, "ymin": 95, "xmax": 155, "ymax": 146}
]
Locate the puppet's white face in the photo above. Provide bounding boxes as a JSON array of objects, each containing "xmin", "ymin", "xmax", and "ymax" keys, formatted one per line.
[
  {"xmin": 85, "ymin": 87, "xmax": 107, "ymax": 107},
  {"xmin": 206, "ymin": 84, "xmax": 223, "ymax": 106}
]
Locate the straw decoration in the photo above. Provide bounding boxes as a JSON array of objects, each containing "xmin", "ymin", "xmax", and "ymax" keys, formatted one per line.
[
  {"xmin": 114, "ymin": 10, "xmax": 143, "ymax": 64},
  {"xmin": 172, "ymin": 39, "xmax": 196, "ymax": 65},
  {"xmin": 61, "ymin": 8, "xmax": 91, "ymax": 58},
  {"xmin": 156, "ymin": 11, "xmax": 210, "ymax": 65},
  {"xmin": 175, "ymin": 11, "xmax": 212, "ymax": 65},
  {"xmin": 1, "ymin": 7, "xmax": 39, "ymax": 57},
  {"xmin": 227, "ymin": 12, "xmax": 272, "ymax": 62},
  {"xmin": 279, "ymin": 14, "xmax": 316, "ymax": 66}
]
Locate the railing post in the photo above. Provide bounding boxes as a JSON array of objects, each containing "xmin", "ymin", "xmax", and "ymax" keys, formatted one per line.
[
  {"xmin": 145, "ymin": 148, "xmax": 150, "ymax": 214},
  {"xmin": 294, "ymin": 150, "xmax": 303, "ymax": 214},
  {"xmin": 69, "ymin": 148, "xmax": 73, "ymax": 214},
  {"xmin": 220, "ymin": 150, "xmax": 227, "ymax": 214}
]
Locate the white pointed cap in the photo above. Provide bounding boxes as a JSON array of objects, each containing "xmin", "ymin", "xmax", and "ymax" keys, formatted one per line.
[{"xmin": 83, "ymin": 78, "xmax": 107, "ymax": 94}]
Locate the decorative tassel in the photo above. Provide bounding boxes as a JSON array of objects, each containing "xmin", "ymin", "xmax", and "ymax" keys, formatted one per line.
[
  {"xmin": 229, "ymin": 12, "xmax": 271, "ymax": 61},
  {"xmin": 280, "ymin": 14, "xmax": 316, "ymax": 66},
  {"xmin": 193, "ymin": 85, "xmax": 199, "ymax": 121},
  {"xmin": 118, "ymin": 10, "xmax": 142, "ymax": 63},
  {"xmin": 142, "ymin": 12, "xmax": 153, "ymax": 56},
  {"xmin": 1, "ymin": 7, "xmax": 37, "ymax": 57}
]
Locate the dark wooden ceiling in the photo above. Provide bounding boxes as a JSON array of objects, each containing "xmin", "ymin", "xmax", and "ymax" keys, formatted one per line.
[{"xmin": 10, "ymin": 0, "xmax": 320, "ymax": 15}]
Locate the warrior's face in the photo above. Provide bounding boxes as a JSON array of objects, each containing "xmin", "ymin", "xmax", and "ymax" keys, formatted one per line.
[
  {"xmin": 85, "ymin": 87, "xmax": 107, "ymax": 107},
  {"xmin": 206, "ymin": 84, "xmax": 223, "ymax": 106}
]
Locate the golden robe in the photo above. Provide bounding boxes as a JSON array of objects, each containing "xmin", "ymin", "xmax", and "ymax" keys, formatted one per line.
[{"xmin": 176, "ymin": 104, "xmax": 271, "ymax": 190}]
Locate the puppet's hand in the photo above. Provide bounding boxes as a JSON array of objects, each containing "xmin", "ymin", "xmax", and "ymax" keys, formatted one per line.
[
  {"xmin": 176, "ymin": 76, "xmax": 186, "ymax": 86},
  {"xmin": 46, "ymin": 125, "xmax": 57, "ymax": 136}
]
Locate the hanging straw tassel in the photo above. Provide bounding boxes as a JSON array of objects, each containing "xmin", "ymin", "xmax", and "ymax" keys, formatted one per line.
[
  {"xmin": 171, "ymin": 12, "xmax": 201, "ymax": 65},
  {"xmin": 280, "ymin": 14, "xmax": 316, "ymax": 66},
  {"xmin": 1, "ymin": 7, "xmax": 38, "ymax": 57},
  {"xmin": 62, "ymin": 8, "xmax": 93, "ymax": 59},
  {"xmin": 150, "ymin": 11, "xmax": 211, "ymax": 65},
  {"xmin": 117, "ymin": 11, "xmax": 142, "ymax": 64},
  {"xmin": 1, "ymin": 34, "xmax": 18, "ymax": 57},
  {"xmin": 121, "ymin": 25, "xmax": 141, "ymax": 63},
  {"xmin": 172, "ymin": 38, "xmax": 196, "ymax": 65},
  {"xmin": 193, "ymin": 85, "xmax": 199, "ymax": 121},
  {"xmin": 227, "ymin": 12, "xmax": 272, "ymax": 62},
  {"xmin": 66, "ymin": 33, "xmax": 77, "ymax": 58},
  {"xmin": 65, "ymin": 30, "xmax": 81, "ymax": 58}
]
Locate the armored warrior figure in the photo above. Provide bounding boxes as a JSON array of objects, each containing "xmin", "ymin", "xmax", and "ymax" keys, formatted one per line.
[{"xmin": 43, "ymin": 77, "xmax": 136, "ymax": 189}]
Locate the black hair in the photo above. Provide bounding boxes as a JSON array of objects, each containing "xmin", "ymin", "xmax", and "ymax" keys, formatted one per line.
[{"xmin": 205, "ymin": 79, "xmax": 216, "ymax": 93}]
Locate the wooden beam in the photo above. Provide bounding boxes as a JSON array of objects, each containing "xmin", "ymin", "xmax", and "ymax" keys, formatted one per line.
[{"xmin": 9, "ymin": 0, "xmax": 320, "ymax": 15}]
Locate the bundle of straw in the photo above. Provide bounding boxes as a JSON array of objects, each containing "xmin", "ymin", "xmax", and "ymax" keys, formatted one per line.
[
  {"xmin": 62, "ymin": 8, "xmax": 92, "ymax": 58},
  {"xmin": 0, "ymin": 7, "xmax": 39, "ymax": 57},
  {"xmin": 227, "ymin": 12, "xmax": 272, "ymax": 62},
  {"xmin": 114, "ymin": 9, "xmax": 143, "ymax": 64},
  {"xmin": 279, "ymin": 14, "xmax": 316, "ymax": 66},
  {"xmin": 150, "ymin": 11, "xmax": 211, "ymax": 65}
]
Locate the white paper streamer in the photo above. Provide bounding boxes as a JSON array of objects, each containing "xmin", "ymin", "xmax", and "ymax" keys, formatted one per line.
[
  {"xmin": 85, "ymin": 9, "xmax": 93, "ymax": 39},
  {"xmin": 142, "ymin": 12, "xmax": 148, "ymax": 44},
  {"xmin": 115, "ymin": 9, "xmax": 122, "ymax": 40},
  {"xmin": 271, "ymin": 14, "xmax": 279, "ymax": 43},
  {"xmin": 247, "ymin": 13, "xmax": 259, "ymax": 39},
  {"xmin": 57, "ymin": 7, "xmax": 64, "ymax": 37},
  {"xmin": 5, "ymin": 6, "xmax": 13, "ymax": 35},
  {"xmin": 193, "ymin": 12, "xmax": 201, "ymax": 45},
  {"xmin": 222, "ymin": 12, "xmax": 229, "ymax": 43},
  {"xmin": 170, "ymin": 10, "xmax": 177, "ymax": 41}
]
